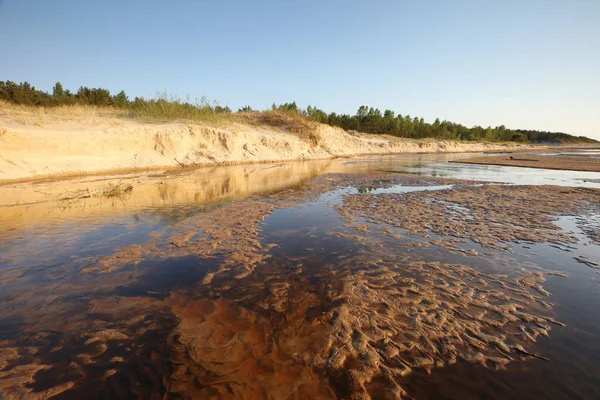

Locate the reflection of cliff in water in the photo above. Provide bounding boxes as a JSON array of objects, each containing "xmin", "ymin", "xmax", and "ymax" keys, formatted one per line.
[
  {"xmin": 0, "ymin": 153, "xmax": 479, "ymax": 236},
  {"xmin": 0, "ymin": 161, "xmax": 329, "ymax": 233}
]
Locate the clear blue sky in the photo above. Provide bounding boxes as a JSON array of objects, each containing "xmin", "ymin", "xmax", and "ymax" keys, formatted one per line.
[{"xmin": 1, "ymin": 0, "xmax": 599, "ymax": 139}]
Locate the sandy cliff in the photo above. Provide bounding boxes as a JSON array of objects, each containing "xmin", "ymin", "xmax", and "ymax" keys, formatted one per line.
[{"xmin": 0, "ymin": 104, "xmax": 539, "ymax": 182}]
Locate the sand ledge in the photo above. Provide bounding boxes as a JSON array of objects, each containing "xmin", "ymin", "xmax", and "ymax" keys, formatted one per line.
[{"xmin": 0, "ymin": 108, "xmax": 579, "ymax": 182}]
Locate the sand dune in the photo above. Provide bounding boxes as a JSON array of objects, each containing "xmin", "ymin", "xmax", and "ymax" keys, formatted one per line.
[{"xmin": 0, "ymin": 104, "xmax": 541, "ymax": 182}]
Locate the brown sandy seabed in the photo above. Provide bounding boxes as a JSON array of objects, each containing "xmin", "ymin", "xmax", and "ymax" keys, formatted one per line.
[{"xmin": 0, "ymin": 173, "xmax": 599, "ymax": 399}]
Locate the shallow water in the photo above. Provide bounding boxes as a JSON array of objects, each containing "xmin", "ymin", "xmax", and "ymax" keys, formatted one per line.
[
  {"xmin": 394, "ymin": 161, "xmax": 600, "ymax": 187},
  {"xmin": 533, "ymin": 149, "xmax": 600, "ymax": 157},
  {"xmin": 1, "ymin": 153, "xmax": 599, "ymax": 399}
]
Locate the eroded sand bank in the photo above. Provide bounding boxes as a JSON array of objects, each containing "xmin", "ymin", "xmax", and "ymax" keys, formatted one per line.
[
  {"xmin": 2, "ymin": 172, "xmax": 599, "ymax": 399},
  {"xmin": 0, "ymin": 104, "xmax": 550, "ymax": 182}
]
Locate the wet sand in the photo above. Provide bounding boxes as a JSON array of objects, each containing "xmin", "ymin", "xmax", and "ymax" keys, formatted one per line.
[{"xmin": 454, "ymin": 153, "xmax": 600, "ymax": 172}]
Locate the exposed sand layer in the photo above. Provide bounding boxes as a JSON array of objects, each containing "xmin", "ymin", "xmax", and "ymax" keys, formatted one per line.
[
  {"xmin": 0, "ymin": 104, "xmax": 547, "ymax": 182},
  {"xmin": 455, "ymin": 154, "xmax": 600, "ymax": 172},
  {"xmin": 2, "ymin": 173, "xmax": 599, "ymax": 399}
]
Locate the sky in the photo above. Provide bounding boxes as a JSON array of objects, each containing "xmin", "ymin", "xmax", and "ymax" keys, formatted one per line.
[{"xmin": 0, "ymin": 0, "xmax": 599, "ymax": 139}]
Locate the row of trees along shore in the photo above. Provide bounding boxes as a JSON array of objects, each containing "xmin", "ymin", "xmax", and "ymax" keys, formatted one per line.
[{"xmin": 1, "ymin": 80, "xmax": 596, "ymax": 144}]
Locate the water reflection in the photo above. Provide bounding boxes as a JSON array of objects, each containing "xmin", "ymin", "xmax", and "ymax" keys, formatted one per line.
[
  {"xmin": 3, "ymin": 152, "xmax": 598, "ymax": 235},
  {"xmin": 400, "ymin": 162, "xmax": 600, "ymax": 187},
  {"xmin": 1, "ymin": 152, "xmax": 600, "ymax": 399}
]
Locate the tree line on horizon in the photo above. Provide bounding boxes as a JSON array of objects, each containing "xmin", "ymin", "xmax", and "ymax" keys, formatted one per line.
[
  {"xmin": 0, "ymin": 80, "xmax": 596, "ymax": 144},
  {"xmin": 277, "ymin": 102, "xmax": 595, "ymax": 143}
]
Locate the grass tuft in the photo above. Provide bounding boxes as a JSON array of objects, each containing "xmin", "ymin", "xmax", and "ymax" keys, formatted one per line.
[
  {"xmin": 126, "ymin": 93, "xmax": 232, "ymax": 124},
  {"xmin": 234, "ymin": 110, "xmax": 322, "ymax": 146},
  {"xmin": 102, "ymin": 181, "xmax": 133, "ymax": 198},
  {"xmin": 235, "ymin": 110, "xmax": 313, "ymax": 132}
]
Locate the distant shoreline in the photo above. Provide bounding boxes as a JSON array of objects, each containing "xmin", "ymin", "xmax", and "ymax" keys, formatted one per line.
[{"xmin": 453, "ymin": 154, "xmax": 600, "ymax": 172}]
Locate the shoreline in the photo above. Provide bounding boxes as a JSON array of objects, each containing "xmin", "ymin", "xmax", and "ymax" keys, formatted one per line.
[
  {"xmin": 1, "ymin": 107, "xmax": 597, "ymax": 184},
  {"xmin": 0, "ymin": 146, "xmax": 563, "ymax": 186}
]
